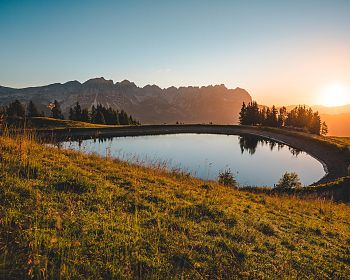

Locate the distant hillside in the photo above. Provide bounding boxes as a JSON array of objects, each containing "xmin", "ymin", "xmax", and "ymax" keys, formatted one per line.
[
  {"xmin": 0, "ymin": 78, "xmax": 252, "ymax": 124},
  {"xmin": 312, "ymin": 104, "xmax": 350, "ymax": 115},
  {"xmin": 319, "ymin": 113, "xmax": 350, "ymax": 136}
]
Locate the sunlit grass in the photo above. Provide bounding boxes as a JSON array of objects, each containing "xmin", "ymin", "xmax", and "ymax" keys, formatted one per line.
[
  {"xmin": 0, "ymin": 132, "xmax": 350, "ymax": 279},
  {"xmin": 29, "ymin": 117, "xmax": 121, "ymax": 129}
]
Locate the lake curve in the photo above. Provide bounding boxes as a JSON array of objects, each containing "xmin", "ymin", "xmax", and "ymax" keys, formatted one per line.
[{"xmin": 59, "ymin": 133, "xmax": 326, "ymax": 187}]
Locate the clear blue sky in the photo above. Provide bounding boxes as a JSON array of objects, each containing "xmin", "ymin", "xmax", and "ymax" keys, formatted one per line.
[{"xmin": 1, "ymin": 0, "xmax": 350, "ymax": 105}]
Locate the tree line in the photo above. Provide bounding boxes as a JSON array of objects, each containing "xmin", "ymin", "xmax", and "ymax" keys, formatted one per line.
[
  {"xmin": 0, "ymin": 100, "xmax": 139, "ymax": 126},
  {"xmin": 0, "ymin": 100, "xmax": 46, "ymax": 126},
  {"xmin": 68, "ymin": 102, "xmax": 139, "ymax": 125},
  {"xmin": 239, "ymin": 101, "xmax": 328, "ymax": 135}
]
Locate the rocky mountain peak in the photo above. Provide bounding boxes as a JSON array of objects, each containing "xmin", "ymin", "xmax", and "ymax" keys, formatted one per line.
[
  {"xmin": 116, "ymin": 80, "xmax": 137, "ymax": 88},
  {"xmin": 83, "ymin": 77, "xmax": 113, "ymax": 86},
  {"xmin": 0, "ymin": 78, "xmax": 252, "ymax": 124}
]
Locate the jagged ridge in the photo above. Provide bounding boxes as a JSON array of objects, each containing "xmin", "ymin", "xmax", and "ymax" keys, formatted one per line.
[{"xmin": 0, "ymin": 77, "xmax": 252, "ymax": 124}]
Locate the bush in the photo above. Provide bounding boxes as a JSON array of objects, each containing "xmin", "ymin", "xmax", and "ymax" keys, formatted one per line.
[
  {"xmin": 258, "ymin": 222, "xmax": 276, "ymax": 236},
  {"xmin": 218, "ymin": 169, "xmax": 237, "ymax": 188},
  {"xmin": 275, "ymin": 172, "xmax": 302, "ymax": 189}
]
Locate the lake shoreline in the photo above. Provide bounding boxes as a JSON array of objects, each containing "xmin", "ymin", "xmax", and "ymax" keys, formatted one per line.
[{"xmin": 38, "ymin": 124, "xmax": 349, "ymax": 185}]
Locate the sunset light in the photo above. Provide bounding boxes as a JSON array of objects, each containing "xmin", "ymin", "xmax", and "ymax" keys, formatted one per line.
[
  {"xmin": 319, "ymin": 84, "xmax": 350, "ymax": 107},
  {"xmin": 1, "ymin": 1, "xmax": 350, "ymax": 278}
]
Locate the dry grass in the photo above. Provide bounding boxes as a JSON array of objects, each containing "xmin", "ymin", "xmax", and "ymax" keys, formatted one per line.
[{"xmin": 0, "ymin": 133, "xmax": 350, "ymax": 279}]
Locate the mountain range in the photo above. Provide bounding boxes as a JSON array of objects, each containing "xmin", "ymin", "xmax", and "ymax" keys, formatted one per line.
[
  {"xmin": 0, "ymin": 77, "xmax": 252, "ymax": 124},
  {"xmin": 1, "ymin": 78, "xmax": 348, "ymax": 136}
]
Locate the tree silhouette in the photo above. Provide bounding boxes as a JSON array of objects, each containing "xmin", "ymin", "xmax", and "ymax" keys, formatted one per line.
[
  {"xmin": 51, "ymin": 100, "xmax": 64, "ymax": 119},
  {"xmin": 239, "ymin": 101, "xmax": 260, "ymax": 125},
  {"xmin": 27, "ymin": 101, "xmax": 40, "ymax": 118},
  {"xmin": 69, "ymin": 102, "xmax": 83, "ymax": 121},
  {"xmin": 238, "ymin": 102, "xmax": 325, "ymax": 135},
  {"xmin": 6, "ymin": 100, "xmax": 25, "ymax": 119},
  {"xmin": 321, "ymin": 121, "xmax": 328, "ymax": 135},
  {"xmin": 81, "ymin": 108, "xmax": 90, "ymax": 122}
]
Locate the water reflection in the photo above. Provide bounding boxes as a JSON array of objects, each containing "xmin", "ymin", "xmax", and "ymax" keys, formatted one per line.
[
  {"xmin": 57, "ymin": 133, "xmax": 324, "ymax": 186},
  {"xmin": 239, "ymin": 135, "xmax": 301, "ymax": 157}
]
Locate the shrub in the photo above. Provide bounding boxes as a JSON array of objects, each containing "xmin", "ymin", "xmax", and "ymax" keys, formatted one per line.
[
  {"xmin": 258, "ymin": 222, "xmax": 276, "ymax": 236},
  {"xmin": 275, "ymin": 172, "xmax": 302, "ymax": 189},
  {"xmin": 218, "ymin": 169, "xmax": 237, "ymax": 188}
]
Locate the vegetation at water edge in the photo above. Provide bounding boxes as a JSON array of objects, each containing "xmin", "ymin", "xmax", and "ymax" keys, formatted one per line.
[{"xmin": 0, "ymin": 132, "xmax": 349, "ymax": 279}]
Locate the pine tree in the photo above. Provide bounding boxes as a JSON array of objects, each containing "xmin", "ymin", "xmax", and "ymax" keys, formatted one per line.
[
  {"xmin": 73, "ymin": 102, "xmax": 82, "ymax": 121},
  {"xmin": 321, "ymin": 121, "xmax": 328, "ymax": 135},
  {"xmin": 239, "ymin": 102, "xmax": 247, "ymax": 125},
  {"xmin": 119, "ymin": 110, "xmax": 129, "ymax": 125},
  {"xmin": 81, "ymin": 108, "xmax": 90, "ymax": 122},
  {"xmin": 277, "ymin": 107, "xmax": 287, "ymax": 127},
  {"xmin": 51, "ymin": 100, "xmax": 64, "ymax": 119},
  {"xmin": 95, "ymin": 110, "xmax": 105, "ymax": 124},
  {"xmin": 90, "ymin": 105, "xmax": 97, "ymax": 123},
  {"xmin": 270, "ymin": 105, "xmax": 278, "ymax": 127},
  {"xmin": 27, "ymin": 101, "xmax": 40, "ymax": 118},
  {"xmin": 6, "ymin": 100, "xmax": 25, "ymax": 118},
  {"xmin": 239, "ymin": 101, "xmax": 260, "ymax": 125},
  {"xmin": 69, "ymin": 107, "xmax": 75, "ymax": 120},
  {"xmin": 247, "ymin": 101, "xmax": 260, "ymax": 125},
  {"xmin": 259, "ymin": 107, "xmax": 267, "ymax": 125},
  {"xmin": 310, "ymin": 112, "xmax": 321, "ymax": 135}
]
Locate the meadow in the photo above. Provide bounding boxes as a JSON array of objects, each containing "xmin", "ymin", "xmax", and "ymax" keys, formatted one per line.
[{"xmin": 1, "ymin": 131, "xmax": 350, "ymax": 279}]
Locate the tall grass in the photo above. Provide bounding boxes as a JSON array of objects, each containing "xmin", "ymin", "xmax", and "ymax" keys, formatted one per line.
[{"xmin": 0, "ymin": 129, "xmax": 350, "ymax": 279}]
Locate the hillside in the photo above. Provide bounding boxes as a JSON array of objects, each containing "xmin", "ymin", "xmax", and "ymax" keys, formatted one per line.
[
  {"xmin": 28, "ymin": 117, "xmax": 115, "ymax": 129},
  {"xmin": 0, "ymin": 78, "xmax": 252, "ymax": 125},
  {"xmin": 1, "ymin": 133, "xmax": 350, "ymax": 279}
]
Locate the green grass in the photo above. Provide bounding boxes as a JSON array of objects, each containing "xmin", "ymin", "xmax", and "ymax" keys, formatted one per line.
[
  {"xmin": 260, "ymin": 126, "xmax": 350, "ymax": 152},
  {"xmin": 29, "ymin": 117, "xmax": 120, "ymax": 129},
  {"xmin": 1, "ymin": 133, "xmax": 350, "ymax": 279},
  {"xmin": 328, "ymin": 136, "xmax": 350, "ymax": 150}
]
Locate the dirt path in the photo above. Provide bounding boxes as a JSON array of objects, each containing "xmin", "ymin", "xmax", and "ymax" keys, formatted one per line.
[{"xmin": 39, "ymin": 125, "xmax": 350, "ymax": 185}]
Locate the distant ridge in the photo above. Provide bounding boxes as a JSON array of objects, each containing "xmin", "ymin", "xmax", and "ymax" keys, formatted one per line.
[{"xmin": 0, "ymin": 77, "xmax": 252, "ymax": 124}]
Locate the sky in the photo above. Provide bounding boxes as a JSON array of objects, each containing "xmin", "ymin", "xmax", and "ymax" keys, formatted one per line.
[{"xmin": 1, "ymin": 0, "xmax": 350, "ymax": 106}]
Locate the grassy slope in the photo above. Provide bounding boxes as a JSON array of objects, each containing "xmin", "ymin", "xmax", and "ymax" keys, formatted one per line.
[
  {"xmin": 259, "ymin": 126, "xmax": 350, "ymax": 152},
  {"xmin": 1, "ymin": 134, "xmax": 350, "ymax": 279},
  {"xmin": 29, "ymin": 117, "xmax": 118, "ymax": 129},
  {"xmin": 329, "ymin": 136, "xmax": 350, "ymax": 149}
]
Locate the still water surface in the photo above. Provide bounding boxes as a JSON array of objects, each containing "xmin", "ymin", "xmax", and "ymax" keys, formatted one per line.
[{"xmin": 61, "ymin": 133, "xmax": 325, "ymax": 186}]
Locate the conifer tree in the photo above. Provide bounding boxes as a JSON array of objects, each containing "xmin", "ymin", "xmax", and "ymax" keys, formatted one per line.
[
  {"xmin": 73, "ymin": 102, "xmax": 82, "ymax": 121},
  {"xmin": 69, "ymin": 108, "xmax": 75, "ymax": 120},
  {"xmin": 81, "ymin": 108, "xmax": 90, "ymax": 122},
  {"xmin": 27, "ymin": 100, "xmax": 40, "ymax": 118},
  {"xmin": 239, "ymin": 102, "xmax": 247, "ymax": 125},
  {"xmin": 6, "ymin": 100, "xmax": 25, "ymax": 118},
  {"xmin": 95, "ymin": 110, "xmax": 105, "ymax": 124},
  {"xmin": 51, "ymin": 100, "xmax": 64, "ymax": 119},
  {"xmin": 321, "ymin": 121, "xmax": 328, "ymax": 135}
]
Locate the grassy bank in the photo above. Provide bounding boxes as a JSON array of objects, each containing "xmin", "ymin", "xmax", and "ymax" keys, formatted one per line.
[
  {"xmin": 29, "ymin": 117, "xmax": 118, "ymax": 129},
  {"xmin": 259, "ymin": 126, "xmax": 350, "ymax": 153},
  {"xmin": 1, "ymin": 133, "xmax": 350, "ymax": 279}
]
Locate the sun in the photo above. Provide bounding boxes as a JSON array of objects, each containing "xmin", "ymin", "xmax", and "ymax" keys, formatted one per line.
[{"xmin": 319, "ymin": 84, "xmax": 350, "ymax": 107}]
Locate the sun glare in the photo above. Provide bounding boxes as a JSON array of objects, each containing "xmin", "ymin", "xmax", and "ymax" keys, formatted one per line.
[{"xmin": 319, "ymin": 84, "xmax": 350, "ymax": 107}]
